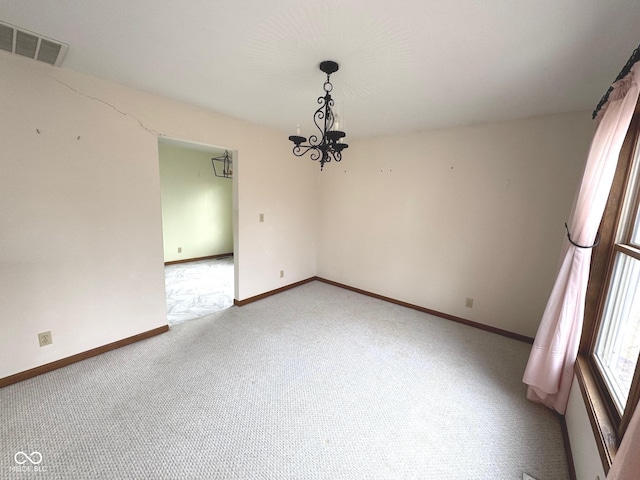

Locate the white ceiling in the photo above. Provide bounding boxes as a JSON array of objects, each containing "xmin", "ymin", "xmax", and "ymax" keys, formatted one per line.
[{"xmin": 1, "ymin": 0, "xmax": 640, "ymax": 138}]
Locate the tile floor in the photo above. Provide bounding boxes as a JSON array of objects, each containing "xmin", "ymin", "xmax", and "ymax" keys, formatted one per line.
[{"xmin": 164, "ymin": 256, "xmax": 234, "ymax": 326}]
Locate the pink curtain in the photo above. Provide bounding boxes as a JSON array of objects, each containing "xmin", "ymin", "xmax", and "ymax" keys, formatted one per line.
[
  {"xmin": 607, "ymin": 399, "xmax": 640, "ymax": 479},
  {"xmin": 522, "ymin": 64, "xmax": 640, "ymax": 414}
]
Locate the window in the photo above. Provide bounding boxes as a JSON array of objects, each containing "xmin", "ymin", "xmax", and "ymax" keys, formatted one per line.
[
  {"xmin": 582, "ymin": 106, "xmax": 640, "ymax": 465},
  {"xmin": 594, "ymin": 251, "xmax": 640, "ymax": 413}
]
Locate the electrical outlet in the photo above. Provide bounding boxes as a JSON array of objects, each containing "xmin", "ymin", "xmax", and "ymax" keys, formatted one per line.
[
  {"xmin": 280, "ymin": 270, "xmax": 284, "ymax": 278},
  {"xmin": 465, "ymin": 297, "xmax": 474, "ymax": 308},
  {"xmin": 178, "ymin": 247, "xmax": 182, "ymax": 253},
  {"xmin": 260, "ymin": 213, "xmax": 264, "ymax": 223},
  {"xmin": 38, "ymin": 331, "xmax": 52, "ymax": 347}
]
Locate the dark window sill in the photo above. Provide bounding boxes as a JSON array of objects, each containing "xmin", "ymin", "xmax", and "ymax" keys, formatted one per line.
[{"xmin": 575, "ymin": 355, "xmax": 618, "ymax": 474}]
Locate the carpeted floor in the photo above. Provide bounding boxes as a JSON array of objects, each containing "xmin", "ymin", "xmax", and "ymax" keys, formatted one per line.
[{"xmin": 0, "ymin": 281, "xmax": 568, "ymax": 479}]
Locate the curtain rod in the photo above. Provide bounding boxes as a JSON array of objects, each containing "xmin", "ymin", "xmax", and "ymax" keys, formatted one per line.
[{"xmin": 592, "ymin": 44, "xmax": 640, "ymax": 119}]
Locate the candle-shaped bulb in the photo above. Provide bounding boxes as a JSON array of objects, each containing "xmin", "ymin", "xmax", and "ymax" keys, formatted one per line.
[{"xmin": 296, "ymin": 124, "xmax": 300, "ymax": 136}]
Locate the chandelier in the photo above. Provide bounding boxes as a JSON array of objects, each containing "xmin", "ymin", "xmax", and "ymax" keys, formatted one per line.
[
  {"xmin": 288, "ymin": 60, "xmax": 348, "ymax": 170},
  {"xmin": 211, "ymin": 150, "xmax": 233, "ymax": 179}
]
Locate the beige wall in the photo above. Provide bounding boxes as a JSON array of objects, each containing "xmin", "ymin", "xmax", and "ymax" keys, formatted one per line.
[
  {"xmin": 0, "ymin": 44, "xmax": 603, "ymax": 478},
  {"xmin": 0, "ymin": 52, "xmax": 319, "ymax": 378},
  {"xmin": 159, "ymin": 144, "xmax": 233, "ymax": 262},
  {"xmin": 317, "ymin": 111, "xmax": 594, "ymax": 338}
]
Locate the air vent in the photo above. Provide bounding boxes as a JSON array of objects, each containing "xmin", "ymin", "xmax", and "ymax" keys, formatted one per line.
[{"xmin": 0, "ymin": 21, "xmax": 67, "ymax": 66}]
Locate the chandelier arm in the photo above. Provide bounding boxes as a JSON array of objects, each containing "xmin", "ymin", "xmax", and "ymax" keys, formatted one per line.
[
  {"xmin": 313, "ymin": 93, "xmax": 335, "ymax": 146},
  {"xmin": 325, "ymin": 95, "xmax": 335, "ymax": 137},
  {"xmin": 291, "ymin": 144, "xmax": 322, "ymax": 162},
  {"xmin": 313, "ymin": 97, "xmax": 326, "ymax": 142},
  {"xmin": 307, "ymin": 134, "xmax": 320, "ymax": 147},
  {"xmin": 323, "ymin": 149, "xmax": 343, "ymax": 165},
  {"xmin": 308, "ymin": 148, "xmax": 322, "ymax": 162}
]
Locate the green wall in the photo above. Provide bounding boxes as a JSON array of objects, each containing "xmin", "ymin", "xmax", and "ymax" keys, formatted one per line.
[{"xmin": 159, "ymin": 144, "xmax": 233, "ymax": 262}]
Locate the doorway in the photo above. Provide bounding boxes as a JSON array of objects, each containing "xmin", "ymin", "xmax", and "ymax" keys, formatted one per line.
[{"xmin": 157, "ymin": 137, "xmax": 237, "ymax": 326}]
